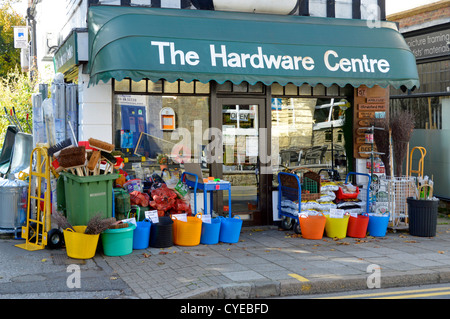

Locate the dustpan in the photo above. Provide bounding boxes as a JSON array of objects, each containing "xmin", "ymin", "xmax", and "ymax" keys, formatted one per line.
[
  {"xmin": 0, "ymin": 126, "xmax": 19, "ymax": 173},
  {"xmin": 8, "ymin": 132, "xmax": 33, "ymax": 174}
]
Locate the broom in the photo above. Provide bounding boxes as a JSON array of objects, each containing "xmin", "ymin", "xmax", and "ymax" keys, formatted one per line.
[
  {"xmin": 372, "ymin": 117, "xmax": 391, "ymax": 177},
  {"xmin": 390, "ymin": 110, "xmax": 415, "ymax": 177},
  {"xmin": 52, "ymin": 211, "xmax": 74, "ymax": 231},
  {"xmin": 59, "ymin": 146, "xmax": 87, "ymax": 176},
  {"xmin": 84, "ymin": 214, "xmax": 117, "ymax": 235}
]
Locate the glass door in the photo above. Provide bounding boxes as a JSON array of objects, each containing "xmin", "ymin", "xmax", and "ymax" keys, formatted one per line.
[{"xmin": 219, "ymin": 98, "xmax": 265, "ymax": 222}]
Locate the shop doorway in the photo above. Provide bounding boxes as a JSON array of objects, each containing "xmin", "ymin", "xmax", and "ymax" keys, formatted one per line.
[{"xmin": 218, "ymin": 98, "xmax": 267, "ymax": 225}]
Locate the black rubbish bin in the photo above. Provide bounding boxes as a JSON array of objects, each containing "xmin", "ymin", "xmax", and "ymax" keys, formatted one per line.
[{"xmin": 407, "ymin": 197, "xmax": 439, "ymax": 237}]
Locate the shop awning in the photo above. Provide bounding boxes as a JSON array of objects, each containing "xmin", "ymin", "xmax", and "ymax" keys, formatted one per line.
[{"xmin": 87, "ymin": 6, "xmax": 419, "ymax": 89}]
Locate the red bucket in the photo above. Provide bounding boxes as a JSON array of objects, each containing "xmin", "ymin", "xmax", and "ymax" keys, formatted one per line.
[{"xmin": 347, "ymin": 214, "xmax": 369, "ymax": 238}]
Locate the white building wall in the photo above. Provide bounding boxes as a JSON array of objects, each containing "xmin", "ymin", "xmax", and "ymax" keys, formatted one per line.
[{"xmin": 77, "ymin": 72, "xmax": 113, "ymax": 143}]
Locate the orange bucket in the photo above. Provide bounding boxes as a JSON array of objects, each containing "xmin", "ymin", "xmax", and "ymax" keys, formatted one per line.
[
  {"xmin": 299, "ymin": 213, "xmax": 326, "ymax": 240},
  {"xmin": 347, "ymin": 214, "xmax": 369, "ymax": 238},
  {"xmin": 172, "ymin": 214, "xmax": 202, "ymax": 246}
]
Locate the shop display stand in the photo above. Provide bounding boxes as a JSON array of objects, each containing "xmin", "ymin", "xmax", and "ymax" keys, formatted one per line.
[
  {"xmin": 358, "ymin": 126, "xmax": 384, "ymax": 213},
  {"xmin": 181, "ymin": 172, "xmax": 232, "ymax": 218}
]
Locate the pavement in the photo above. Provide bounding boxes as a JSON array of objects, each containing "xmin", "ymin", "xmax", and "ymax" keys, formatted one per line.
[{"xmin": 1, "ymin": 215, "xmax": 450, "ymax": 299}]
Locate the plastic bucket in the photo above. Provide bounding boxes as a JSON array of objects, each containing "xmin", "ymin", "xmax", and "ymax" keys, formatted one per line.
[
  {"xmin": 299, "ymin": 213, "xmax": 326, "ymax": 240},
  {"xmin": 325, "ymin": 214, "xmax": 350, "ymax": 239},
  {"xmin": 172, "ymin": 215, "xmax": 202, "ymax": 246},
  {"xmin": 367, "ymin": 213, "xmax": 390, "ymax": 237},
  {"xmin": 150, "ymin": 216, "xmax": 173, "ymax": 248},
  {"xmin": 219, "ymin": 216, "xmax": 243, "ymax": 243},
  {"xmin": 347, "ymin": 214, "xmax": 369, "ymax": 238},
  {"xmin": 101, "ymin": 223, "xmax": 136, "ymax": 256},
  {"xmin": 200, "ymin": 218, "xmax": 221, "ymax": 245},
  {"xmin": 63, "ymin": 226, "xmax": 100, "ymax": 259},
  {"xmin": 133, "ymin": 219, "xmax": 151, "ymax": 250}
]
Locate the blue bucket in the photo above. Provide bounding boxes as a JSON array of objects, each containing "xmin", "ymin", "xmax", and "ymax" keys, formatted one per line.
[
  {"xmin": 200, "ymin": 218, "xmax": 221, "ymax": 245},
  {"xmin": 367, "ymin": 213, "xmax": 390, "ymax": 237},
  {"xmin": 133, "ymin": 219, "xmax": 151, "ymax": 250},
  {"xmin": 219, "ymin": 216, "xmax": 243, "ymax": 243}
]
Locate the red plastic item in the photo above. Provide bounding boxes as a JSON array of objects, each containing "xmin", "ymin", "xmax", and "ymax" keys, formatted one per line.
[
  {"xmin": 335, "ymin": 186, "xmax": 360, "ymax": 200},
  {"xmin": 78, "ymin": 141, "xmax": 95, "ymax": 151}
]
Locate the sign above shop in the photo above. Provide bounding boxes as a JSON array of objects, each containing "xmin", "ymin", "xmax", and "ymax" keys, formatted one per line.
[
  {"xmin": 87, "ymin": 6, "xmax": 419, "ymax": 90},
  {"xmin": 405, "ymin": 29, "xmax": 450, "ymax": 60}
]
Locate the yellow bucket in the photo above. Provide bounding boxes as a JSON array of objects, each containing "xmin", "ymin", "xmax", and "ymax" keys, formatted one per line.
[
  {"xmin": 63, "ymin": 226, "xmax": 100, "ymax": 259},
  {"xmin": 325, "ymin": 215, "xmax": 350, "ymax": 239},
  {"xmin": 172, "ymin": 214, "xmax": 202, "ymax": 246}
]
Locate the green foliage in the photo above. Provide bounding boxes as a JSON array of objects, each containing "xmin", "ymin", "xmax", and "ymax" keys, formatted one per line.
[
  {"xmin": 0, "ymin": 0, "xmax": 26, "ymax": 79},
  {"xmin": 0, "ymin": 66, "xmax": 34, "ymax": 147}
]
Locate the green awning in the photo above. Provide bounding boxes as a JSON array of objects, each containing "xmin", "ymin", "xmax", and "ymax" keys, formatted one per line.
[{"xmin": 87, "ymin": 6, "xmax": 419, "ymax": 89}]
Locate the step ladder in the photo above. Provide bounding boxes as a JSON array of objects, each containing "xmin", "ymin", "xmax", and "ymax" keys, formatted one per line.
[{"xmin": 16, "ymin": 146, "xmax": 51, "ymax": 251}]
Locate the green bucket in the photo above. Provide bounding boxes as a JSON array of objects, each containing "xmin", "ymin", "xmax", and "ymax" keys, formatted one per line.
[{"xmin": 101, "ymin": 223, "xmax": 136, "ymax": 257}]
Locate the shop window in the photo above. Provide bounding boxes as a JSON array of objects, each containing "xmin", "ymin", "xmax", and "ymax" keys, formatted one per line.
[
  {"xmin": 113, "ymin": 78, "xmax": 210, "ymax": 169},
  {"xmin": 148, "ymin": 80, "xmax": 163, "ymax": 93},
  {"xmin": 180, "ymin": 81, "xmax": 194, "ymax": 94},
  {"xmin": 196, "ymin": 81, "xmax": 210, "ymax": 94},
  {"xmin": 131, "ymin": 80, "xmax": 147, "ymax": 92},
  {"xmin": 271, "ymin": 95, "xmax": 350, "ymax": 181},
  {"xmin": 271, "ymin": 83, "xmax": 348, "ymax": 97},
  {"xmin": 285, "ymin": 84, "xmax": 298, "ymax": 95},
  {"xmin": 271, "ymin": 83, "xmax": 284, "ymax": 95},
  {"xmin": 164, "ymin": 81, "xmax": 179, "ymax": 93},
  {"xmin": 115, "ymin": 79, "xmax": 130, "ymax": 92},
  {"xmin": 114, "ymin": 94, "xmax": 210, "ymax": 165},
  {"xmin": 313, "ymin": 84, "xmax": 326, "ymax": 96},
  {"xmin": 217, "ymin": 81, "xmax": 265, "ymax": 94}
]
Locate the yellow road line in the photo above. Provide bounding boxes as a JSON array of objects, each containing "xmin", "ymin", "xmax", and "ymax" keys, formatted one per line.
[
  {"xmin": 375, "ymin": 291, "xmax": 450, "ymax": 299},
  {"xmin": 321, "ymin": 286, "xmax": 450, "ymax": 299},
  {"xmin": 288, "ymin": 273, "xmax": 309, "ymax": 282}
]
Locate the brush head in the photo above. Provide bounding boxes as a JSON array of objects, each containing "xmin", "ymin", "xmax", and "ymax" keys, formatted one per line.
[
  {"xmin": 88, "ymin": 138, "xmax": 114, "ymax": 153},
  {"xmin": 59, "ymin": 146, "xmax": 86, "ymax": 168},
  {"xmin": 48, "ymin": 139, "xmax": 72, "ymax": 157},
  {"xmin": 101, "ymin": 151, "xmax": 117, "ymax": 164},
  {"xmin": 87, "ymin": 150, "xmax": 101, "ymax": 171}
]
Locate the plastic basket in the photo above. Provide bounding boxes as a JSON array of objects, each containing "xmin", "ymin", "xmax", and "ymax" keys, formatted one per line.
[
  {"xmin": 325, "ymin": 214, "xmax": 350, "ymax": 239},
  {"xmin": 219, "ymin": 216, "xmax": 243, "ymax": 243},
  {"xmin": 367, "ymin": 213, "xmax": 390, "ymax": 237},
  {"xmin": 63, "ymin": 226, "xmax": 100, "ymax": 260},
  {"xmin": 133, "ymin": 219, "xmax": 151, "ymax": 250},
  {"xmin": 150, "ymin": 216, "xmax": 173, "ymax": 248},
  {"xmin": 200, "ymin": 217, "xmax": 221, "ymax": 245},
  {"xmin": 347, "ymin": 214, "xmax": 369, "ymax": 238},
  {"xmin": 299, "ymin": 213, "xmax": 326, "ymax": 240},
  {"xmin": 172, "ymin": 214, "xmax": 202, "ymax": 246},
  {"xmin": 101, "ymin": 223, "xmax": 136, "ymax": 256},
  {"xmin": 335, "ymin": 186, "xmax": 360, "ymax": 200}
]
